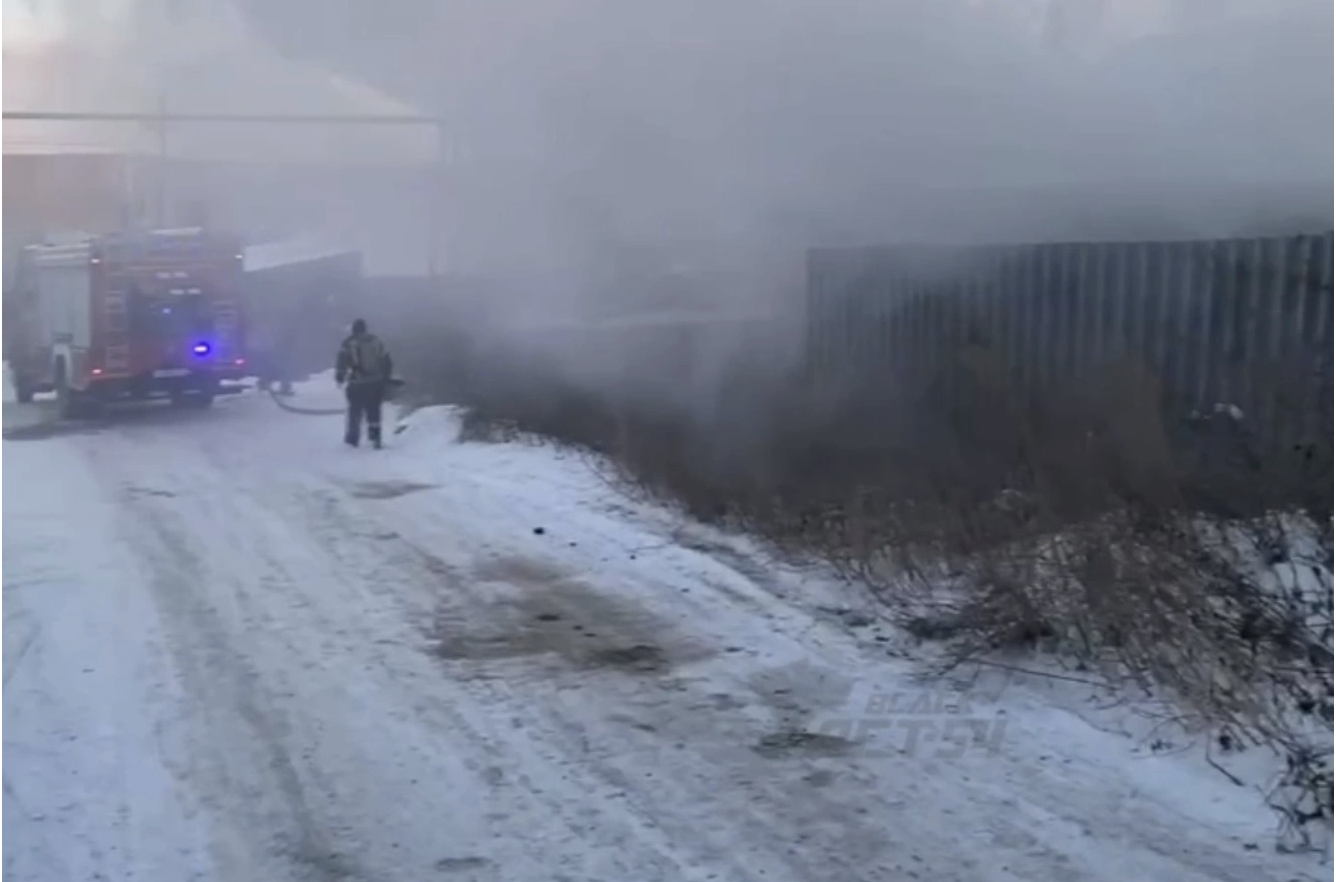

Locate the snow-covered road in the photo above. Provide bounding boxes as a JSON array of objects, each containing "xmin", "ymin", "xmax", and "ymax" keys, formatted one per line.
[{"xmin": 3, "ymin": 382, "xmax": 1327, "ymax": 881}]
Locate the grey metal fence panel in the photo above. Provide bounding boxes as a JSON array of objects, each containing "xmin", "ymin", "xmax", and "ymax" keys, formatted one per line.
[{"xmin": 804, "ymin": 232, "xmax": 1334, "ymax": 453}]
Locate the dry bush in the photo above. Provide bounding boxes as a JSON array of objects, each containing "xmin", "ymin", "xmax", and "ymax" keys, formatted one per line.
[
  {"xmin": 853, "ymin": 345, "xmax": 1332, "ymax": 841},
  {"xmin": 456, "ymin": 408, "xmax": 523, "ymax": 444}
]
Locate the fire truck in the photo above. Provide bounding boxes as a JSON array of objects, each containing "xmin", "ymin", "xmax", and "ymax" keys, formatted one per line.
[{"xmin": 4, "ymin": 228, "xmax": 249, "ymax": 416}]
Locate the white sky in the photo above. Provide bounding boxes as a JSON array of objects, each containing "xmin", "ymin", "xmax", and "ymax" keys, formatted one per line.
[{"xmin": 3, "ymin": 0, "xmax": 132, "ymax": 46}]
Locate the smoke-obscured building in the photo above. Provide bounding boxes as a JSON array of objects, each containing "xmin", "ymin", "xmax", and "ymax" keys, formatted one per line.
[{"xmin": 3, "ymin": 5, "xmax": 440, "ymax": 276}]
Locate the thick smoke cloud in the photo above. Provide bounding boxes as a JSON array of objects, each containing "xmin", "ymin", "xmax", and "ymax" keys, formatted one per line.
[
  {"xmin": 236, "ymin": 0, "xmax": 1331, "ymax": 284},
  {"xmin": 13, "ymin": 0, "xmax": 1332, "ymax": 290}
]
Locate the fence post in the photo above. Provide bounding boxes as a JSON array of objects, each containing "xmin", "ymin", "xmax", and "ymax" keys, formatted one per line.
[{"xmin": 1144, "ymin": 241, "xmax": 1170, "ymax": 394}]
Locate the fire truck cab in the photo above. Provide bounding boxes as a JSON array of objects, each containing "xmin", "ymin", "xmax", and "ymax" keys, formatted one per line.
[{"xmin": 5, "ymin": 227, "xmax": 249, "ymax": 416}]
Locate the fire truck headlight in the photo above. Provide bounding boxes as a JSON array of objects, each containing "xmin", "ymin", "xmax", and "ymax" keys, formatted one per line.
[{"xmin": 192, "ymin": 342, "xmax": 212, "ymax": 356}]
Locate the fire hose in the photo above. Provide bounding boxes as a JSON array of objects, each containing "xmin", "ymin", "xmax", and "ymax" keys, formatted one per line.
[
  {"xmin": 265, "ymin": 385, "xmax": 345, "ymax": 415},
  {"xmin": 265, "ymin": 378, "xmax": 407, "ymax": 417}
]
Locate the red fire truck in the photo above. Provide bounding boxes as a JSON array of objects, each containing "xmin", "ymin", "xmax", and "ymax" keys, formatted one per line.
[{"xmin": 5, "ymin": 227, "xmax": 249, "ymax": 416}]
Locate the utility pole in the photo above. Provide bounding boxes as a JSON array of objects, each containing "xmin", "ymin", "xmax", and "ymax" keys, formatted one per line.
[
  {"xmin": 427, "ymin": 107, "xmax": 451, "ymax": 279},
  {"xmin": 156, "ymin": 92, "xmax": 169, "ymax": 227},
  {"xmin": 428, "ymin": 120, "xmax": 443, "ymax": 278}
]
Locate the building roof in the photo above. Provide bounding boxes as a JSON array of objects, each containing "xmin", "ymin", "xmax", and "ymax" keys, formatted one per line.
[
  {"xmin": 3, "ymin": 6, "xmax": 439, "ymax": 166},
  {"xmin": 243, "ymin": 234, "xmax": 361, "ymax": 272}
]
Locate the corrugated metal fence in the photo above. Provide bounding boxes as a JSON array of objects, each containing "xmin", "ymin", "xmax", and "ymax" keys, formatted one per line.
[{"xmin": 807, "ymin": 232, "xmax": 1333, "ymax": 454}]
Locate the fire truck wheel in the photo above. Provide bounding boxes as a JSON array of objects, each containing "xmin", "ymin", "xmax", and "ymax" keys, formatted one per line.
[{"xmin": 13, "ymin": 375, "xmax": 35, "ymax": 404}]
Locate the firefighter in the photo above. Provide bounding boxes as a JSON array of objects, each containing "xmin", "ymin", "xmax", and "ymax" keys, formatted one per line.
[{"xmin": 335, "ymin": 318, "xmax": 394, "ymax": 449}]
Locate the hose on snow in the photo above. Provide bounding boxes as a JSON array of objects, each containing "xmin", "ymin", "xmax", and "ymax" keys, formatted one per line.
[
  {"xmin": 265, "ymin": 378, "xmax": 407, "ymax": 418},
  {"xmin": 266, "ymin": 385, "xmax": 346, "ymax": 416}
]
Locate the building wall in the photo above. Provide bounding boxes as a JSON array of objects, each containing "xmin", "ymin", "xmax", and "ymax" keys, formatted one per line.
[{"xmin": 3, "ymin": 153, "xmax": 133, "ymax": 238}]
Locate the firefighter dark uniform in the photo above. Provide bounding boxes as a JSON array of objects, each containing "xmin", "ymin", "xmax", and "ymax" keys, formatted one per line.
[{"xmin": 335, "ymin": 319, "xmax": 394, "ymax": 449}]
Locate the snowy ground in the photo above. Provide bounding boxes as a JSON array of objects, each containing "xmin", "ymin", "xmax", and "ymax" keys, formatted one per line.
[{"xmin": 3, "ymin": 375, "xmax": 1330, "ymax": 882}]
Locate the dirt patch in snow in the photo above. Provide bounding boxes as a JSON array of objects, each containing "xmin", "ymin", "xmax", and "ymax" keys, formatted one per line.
[
  {"xmin": 434, "ymin": 855, "xmax": 494, "ymax": 873},
  {"xmin": 347, "ymin": 480, "xmax": 439, "ymax": 500},
  {"xmin": 587, "ymin": 643, "xmax": 668, "ymax": 673},
  {"xmin": 752, "ymin": 730, "xmax": 857, "ymax": 759},
  {"xmin": 471, "ymin": 554, "xmax": 569, "ymax": 586},
  {"xmin": 125, "ymin": 485, "xmax": 178, "ymax": 499},
  {"xmin": 430, "ymin": 554, "xmax": 714, "ymax": 677}
]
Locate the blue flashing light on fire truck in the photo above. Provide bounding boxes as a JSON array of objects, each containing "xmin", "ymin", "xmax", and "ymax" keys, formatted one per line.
[{"xmin": 4, "ymin": 227, "xmax": 250, "ymax": 417}]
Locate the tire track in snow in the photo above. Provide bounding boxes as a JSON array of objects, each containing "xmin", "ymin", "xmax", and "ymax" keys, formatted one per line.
[
  {"xmin": 113, "ymin": 483, "xmax": 367, "ymax": 882},
  {"xmin": 128, "ymin": 424, "xmax": 705, "ymax": 880},
  {"xmin": 97, "ymin": 444, "xmax": 528, "ymax": 879}
]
